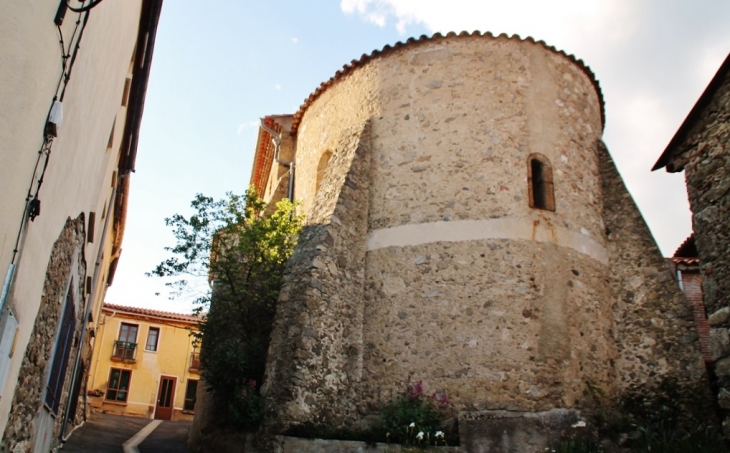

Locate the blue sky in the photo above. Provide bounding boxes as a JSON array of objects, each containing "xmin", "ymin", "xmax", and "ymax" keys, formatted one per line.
[{"xmin": 105, "ymin": 0, "xmax": 730, "ymax": 313}]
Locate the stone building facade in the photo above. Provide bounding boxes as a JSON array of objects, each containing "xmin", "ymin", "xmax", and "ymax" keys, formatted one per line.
[
  {"xmin": 653, "ymin": 51, "xmax": 730, "ymax": 436},
  {"xmin": 0, "ymin": 1, "xmax": 162, "ymax": 451},
  {"xmin": 249, "ymin": 32, "xmax": 709, "ymax": 443}
]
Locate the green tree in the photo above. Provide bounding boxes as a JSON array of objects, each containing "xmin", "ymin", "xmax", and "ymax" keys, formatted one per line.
[{"xmin": 149, "ymin": 190, "xmax": 302, "ymax": 428}]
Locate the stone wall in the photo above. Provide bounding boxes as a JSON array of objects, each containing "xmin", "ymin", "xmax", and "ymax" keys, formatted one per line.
[
  {"xmin": 599, "ymin": 142, "xmax": 708, "ymax": 399},
  {"xmin": 258, "ymin": 33, "xmax": 713, "ymax": 445},
  {"xmin": 2, "ymin": 215, "xmax": 87, "ymax": 453},
  {"xmin": 284, "ymin": 36, "xmax": 616, "ymax": 420},
  {"xmin": 666, "ymin": 67, "xmax": 730, "ymax": 434},
  {"xmin": 262, "ymin": 122, "xmax": 371, "ymax": 432},
  {"xmin": 681, "ymin": 70, "xmax": 730, "ymax": 319}
]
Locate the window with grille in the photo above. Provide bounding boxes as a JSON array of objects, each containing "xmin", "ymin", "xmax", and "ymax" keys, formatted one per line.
[{"xmin": 113, "ymin": 323, "xmax": 138, "ymax": 361}]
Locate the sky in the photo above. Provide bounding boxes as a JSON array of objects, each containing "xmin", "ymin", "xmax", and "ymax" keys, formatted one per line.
[{"xmin": 105, "ymin": 0, "xmax": 730, "ymax": 314}]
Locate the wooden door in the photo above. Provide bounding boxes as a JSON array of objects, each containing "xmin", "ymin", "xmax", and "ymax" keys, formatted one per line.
[{"xmin": 155, "ymin": 376, "xmax": 176, "ymax": 420}]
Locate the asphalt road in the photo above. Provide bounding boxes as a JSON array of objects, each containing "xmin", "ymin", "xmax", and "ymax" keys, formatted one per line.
[
  {"xmin": 138, "ymin": 419, "xmax": 190, "ymax": 453},
  {"xmin": 61, "ymin": 413, "xmax": 191, "ymax": 453}
]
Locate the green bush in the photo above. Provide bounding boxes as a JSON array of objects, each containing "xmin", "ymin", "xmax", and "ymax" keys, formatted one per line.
[{"xmin": 151, "ymin": 190, "xmax": 303, "ymax": 430}]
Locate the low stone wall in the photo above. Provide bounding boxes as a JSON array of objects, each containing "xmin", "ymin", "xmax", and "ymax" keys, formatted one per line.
[
  {"xmin": 459, "ymin": 409, "xmax": 580, "ymax": 453},
  {"xmin": 274, "ymin": 437, "xmax": 460, "ymax": 453}
]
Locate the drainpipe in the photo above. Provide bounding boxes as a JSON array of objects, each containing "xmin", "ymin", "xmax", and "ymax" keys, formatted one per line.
[
  {"xmin": 0, "ymin": 265, "xmax": 15, "ymax": 317},
  {"xmin": 259, "ymin": 119, "xmax": 295, "ymax": 202},
  {"xmin": 61, "ymin": 182, "xmax": 118, "ymax": 441},
  {"xmin": 677, "ymin": 269, "xmax": 684, "ymax": 291},
  {"xmin": 90, "ymin": 309, "xmax": 116, "ymax": 391}
]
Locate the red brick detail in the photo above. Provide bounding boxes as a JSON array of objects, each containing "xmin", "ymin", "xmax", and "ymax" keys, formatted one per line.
[{"xmin": 682, "ymin": 272, "xmax": 712, "ymax": 362}]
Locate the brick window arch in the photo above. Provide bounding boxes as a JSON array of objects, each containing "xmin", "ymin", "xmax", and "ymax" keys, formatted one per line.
[{"xmin": 527, "ymin": 153, "xmax": 555, "ymax": 211}]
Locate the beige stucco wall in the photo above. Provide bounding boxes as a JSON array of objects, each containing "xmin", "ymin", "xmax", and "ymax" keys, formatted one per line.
[
  {"xmin": 0, "ymin": 0, "xmax": 143, "ymax": 439},
  {"xmin": 292, "ymin": 36, "xmax": 610, "ymax": 412}
]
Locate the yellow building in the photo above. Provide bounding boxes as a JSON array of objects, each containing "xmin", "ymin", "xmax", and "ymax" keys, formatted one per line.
[{"xmin": 88, "ymin": 303, "xmax": 200, "ymax": 422}]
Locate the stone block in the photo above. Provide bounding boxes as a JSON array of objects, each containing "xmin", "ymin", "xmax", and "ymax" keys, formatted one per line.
[
  {"xmin": 710, "ymin": 328, "xmax": 730, "ymax": 360},
  {"xmin": 276, "ymin": 436, "xmax": 460, "ymax": 453},
  {"xmin": 709, "ymin": 307, "xmax": 730, "ymax": 327},
  {"xmin": 716, "ymin": 357, "xmax": 730, "ymax": 378},
  {"xmin": 458, "ymin": 409, "xmax": 580, "ymax": 453},
  {"xmin": 717, "ymin": 388, "xmax": 730, "ymax": 409}
]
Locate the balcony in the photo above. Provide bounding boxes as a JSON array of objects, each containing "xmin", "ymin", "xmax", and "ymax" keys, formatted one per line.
[
  {"xmin": 189, "ymin": 352, "xmax": 200, "ymax": 373},
  {"xmin": 112, "ymin": 341, "xmax": 137, "ymax": 363}
]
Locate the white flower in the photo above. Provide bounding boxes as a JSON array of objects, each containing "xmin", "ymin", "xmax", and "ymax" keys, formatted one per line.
[
  {"xmin": 571, "ymin": 420, "xmax": 586, "ymax": 428},
  {"xmin": 435, "ymin": 431, "xmax": 444, "ymax": 438},
  {"xmin": 409, "ymin": 422, "xmax": 415, "ymax": 428},
  {"xmin": 416, "ymin": 431, "xmax": 424, "ymax": 440}
]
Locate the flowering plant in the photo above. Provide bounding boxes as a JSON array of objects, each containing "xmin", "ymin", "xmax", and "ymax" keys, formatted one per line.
[{"xmin": 381, "ymin": 376, "xmax": 450, "ymax": 446}]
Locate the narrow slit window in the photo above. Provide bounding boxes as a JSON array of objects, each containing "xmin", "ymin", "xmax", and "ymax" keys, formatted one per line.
[{"xmin": 527, "ymin": 154, "xmax": 555, "ymax": 211}]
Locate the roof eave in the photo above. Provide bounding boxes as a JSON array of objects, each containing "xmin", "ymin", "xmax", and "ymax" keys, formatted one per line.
[{"xmin": 652, "ymin": 52, "xmax": 730, "ymax": 172}]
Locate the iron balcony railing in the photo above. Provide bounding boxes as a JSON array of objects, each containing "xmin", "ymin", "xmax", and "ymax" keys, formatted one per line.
[
  {"xmin": 189, "ymin": 352, "xmax": 201, "ymax": 371},
  {"xmin": 112, "ymin": 341, "xmax": 137, "ymax": 362}
]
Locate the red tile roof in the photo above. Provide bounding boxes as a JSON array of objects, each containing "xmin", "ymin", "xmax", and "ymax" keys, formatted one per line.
[
  {"xmin": 250, "ymin": 117, "xmax": 283, "ymax": 197},
  {"xmin": 673, "ymin": 234, "xmax": 697, "ymax": 258},
  {"xmin": 672, "ymin": 257, "xmax": 700, "ymax": 265},
  {"xmin": 290, "ymin": 31, "xmax": 605, "ymax": 135},
  {"xmin": 103, "ymin": 303, "xmax": 201, "ymax": 323}
]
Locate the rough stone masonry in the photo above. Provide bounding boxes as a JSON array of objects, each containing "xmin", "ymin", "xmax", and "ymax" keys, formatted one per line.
[
  {"xmin": 253, "ymin": 32, "xmax": 711, "ymax": 446},
  {"xmin": 655, "ymin": 53, "xmax": 730, "ymax": 437}
]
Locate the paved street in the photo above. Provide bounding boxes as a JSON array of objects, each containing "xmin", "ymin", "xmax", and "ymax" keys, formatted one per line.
[
  {"xmin": 138, "ymin": 419, "xmax": 190, "ymax": 453},
  {"xmin": 61, "ymin": 413, "xmax": 191, "ymax": 453}
]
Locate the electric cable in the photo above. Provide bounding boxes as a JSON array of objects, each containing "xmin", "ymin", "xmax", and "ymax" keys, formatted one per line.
[
  {"xmin": 64, "ymin": 0, "xmax": 106, "ymax": 13},
  {"xmin": 60, "ymin": 9, "xmax": 90, "ymax": 101},
  {"xmin": 8, "ymin": 5, "xmax": 90, "ymax": 263}
]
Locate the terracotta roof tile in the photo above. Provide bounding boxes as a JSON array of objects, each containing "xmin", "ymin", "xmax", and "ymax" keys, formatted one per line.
[
  {"xmin": 673, "ymin": 234, "xmax": 697, "ymax": 258},
  {"xmin": 290, "ymin": 31, "xmax": 605, "ymax": 135},
  {"xmin": 103, "ymin": 303, "xmax": 201, "ymax": 323},
  {"xmin": 672, "ymin": 257, "xmax": 700, "ymax": 265}
]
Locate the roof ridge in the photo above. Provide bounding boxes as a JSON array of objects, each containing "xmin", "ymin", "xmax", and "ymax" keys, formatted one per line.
[
  {"xmin": 103, "ymin": 302, "xmax": 199, "ymax": 322},
  {"xmin": 290, "ymin": 30, "xmax": 604, "ymax": 135}
]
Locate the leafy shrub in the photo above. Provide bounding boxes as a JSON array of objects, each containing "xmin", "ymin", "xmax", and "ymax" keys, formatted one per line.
[{"xmin": 151, "ymin": 190, "xmax": 302, "ymax": 430}]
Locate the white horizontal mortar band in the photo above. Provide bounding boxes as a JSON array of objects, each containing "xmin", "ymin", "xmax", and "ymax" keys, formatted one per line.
[{"xmin": 367, "ymin": 218, "xmax": 609, "ymax": 265}]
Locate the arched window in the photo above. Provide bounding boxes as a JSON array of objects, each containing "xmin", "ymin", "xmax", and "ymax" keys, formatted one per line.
[
  {"xmin": 315, "ymin": 151, "xmax": 333, "ymax": 193},
  {"xmin": 527, "ymin": 153, "xmax": 555, "ymax": 211}
]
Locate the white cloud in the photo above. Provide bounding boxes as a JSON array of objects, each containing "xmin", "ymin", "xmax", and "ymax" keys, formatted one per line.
[
  {"xmin": 291, "ymin": 37, "xmax": 298, "ymax": 43},
  {"xmin": 237, "ymin": 120, "xmax": 258, "ymax": 135},
  {"xmin": 341, "ymin": 0, "xmax": 730, "ymax": 254},
  {"xmin": 275, "ymin": 83, "xmax": 282, "ymax": 90}
]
